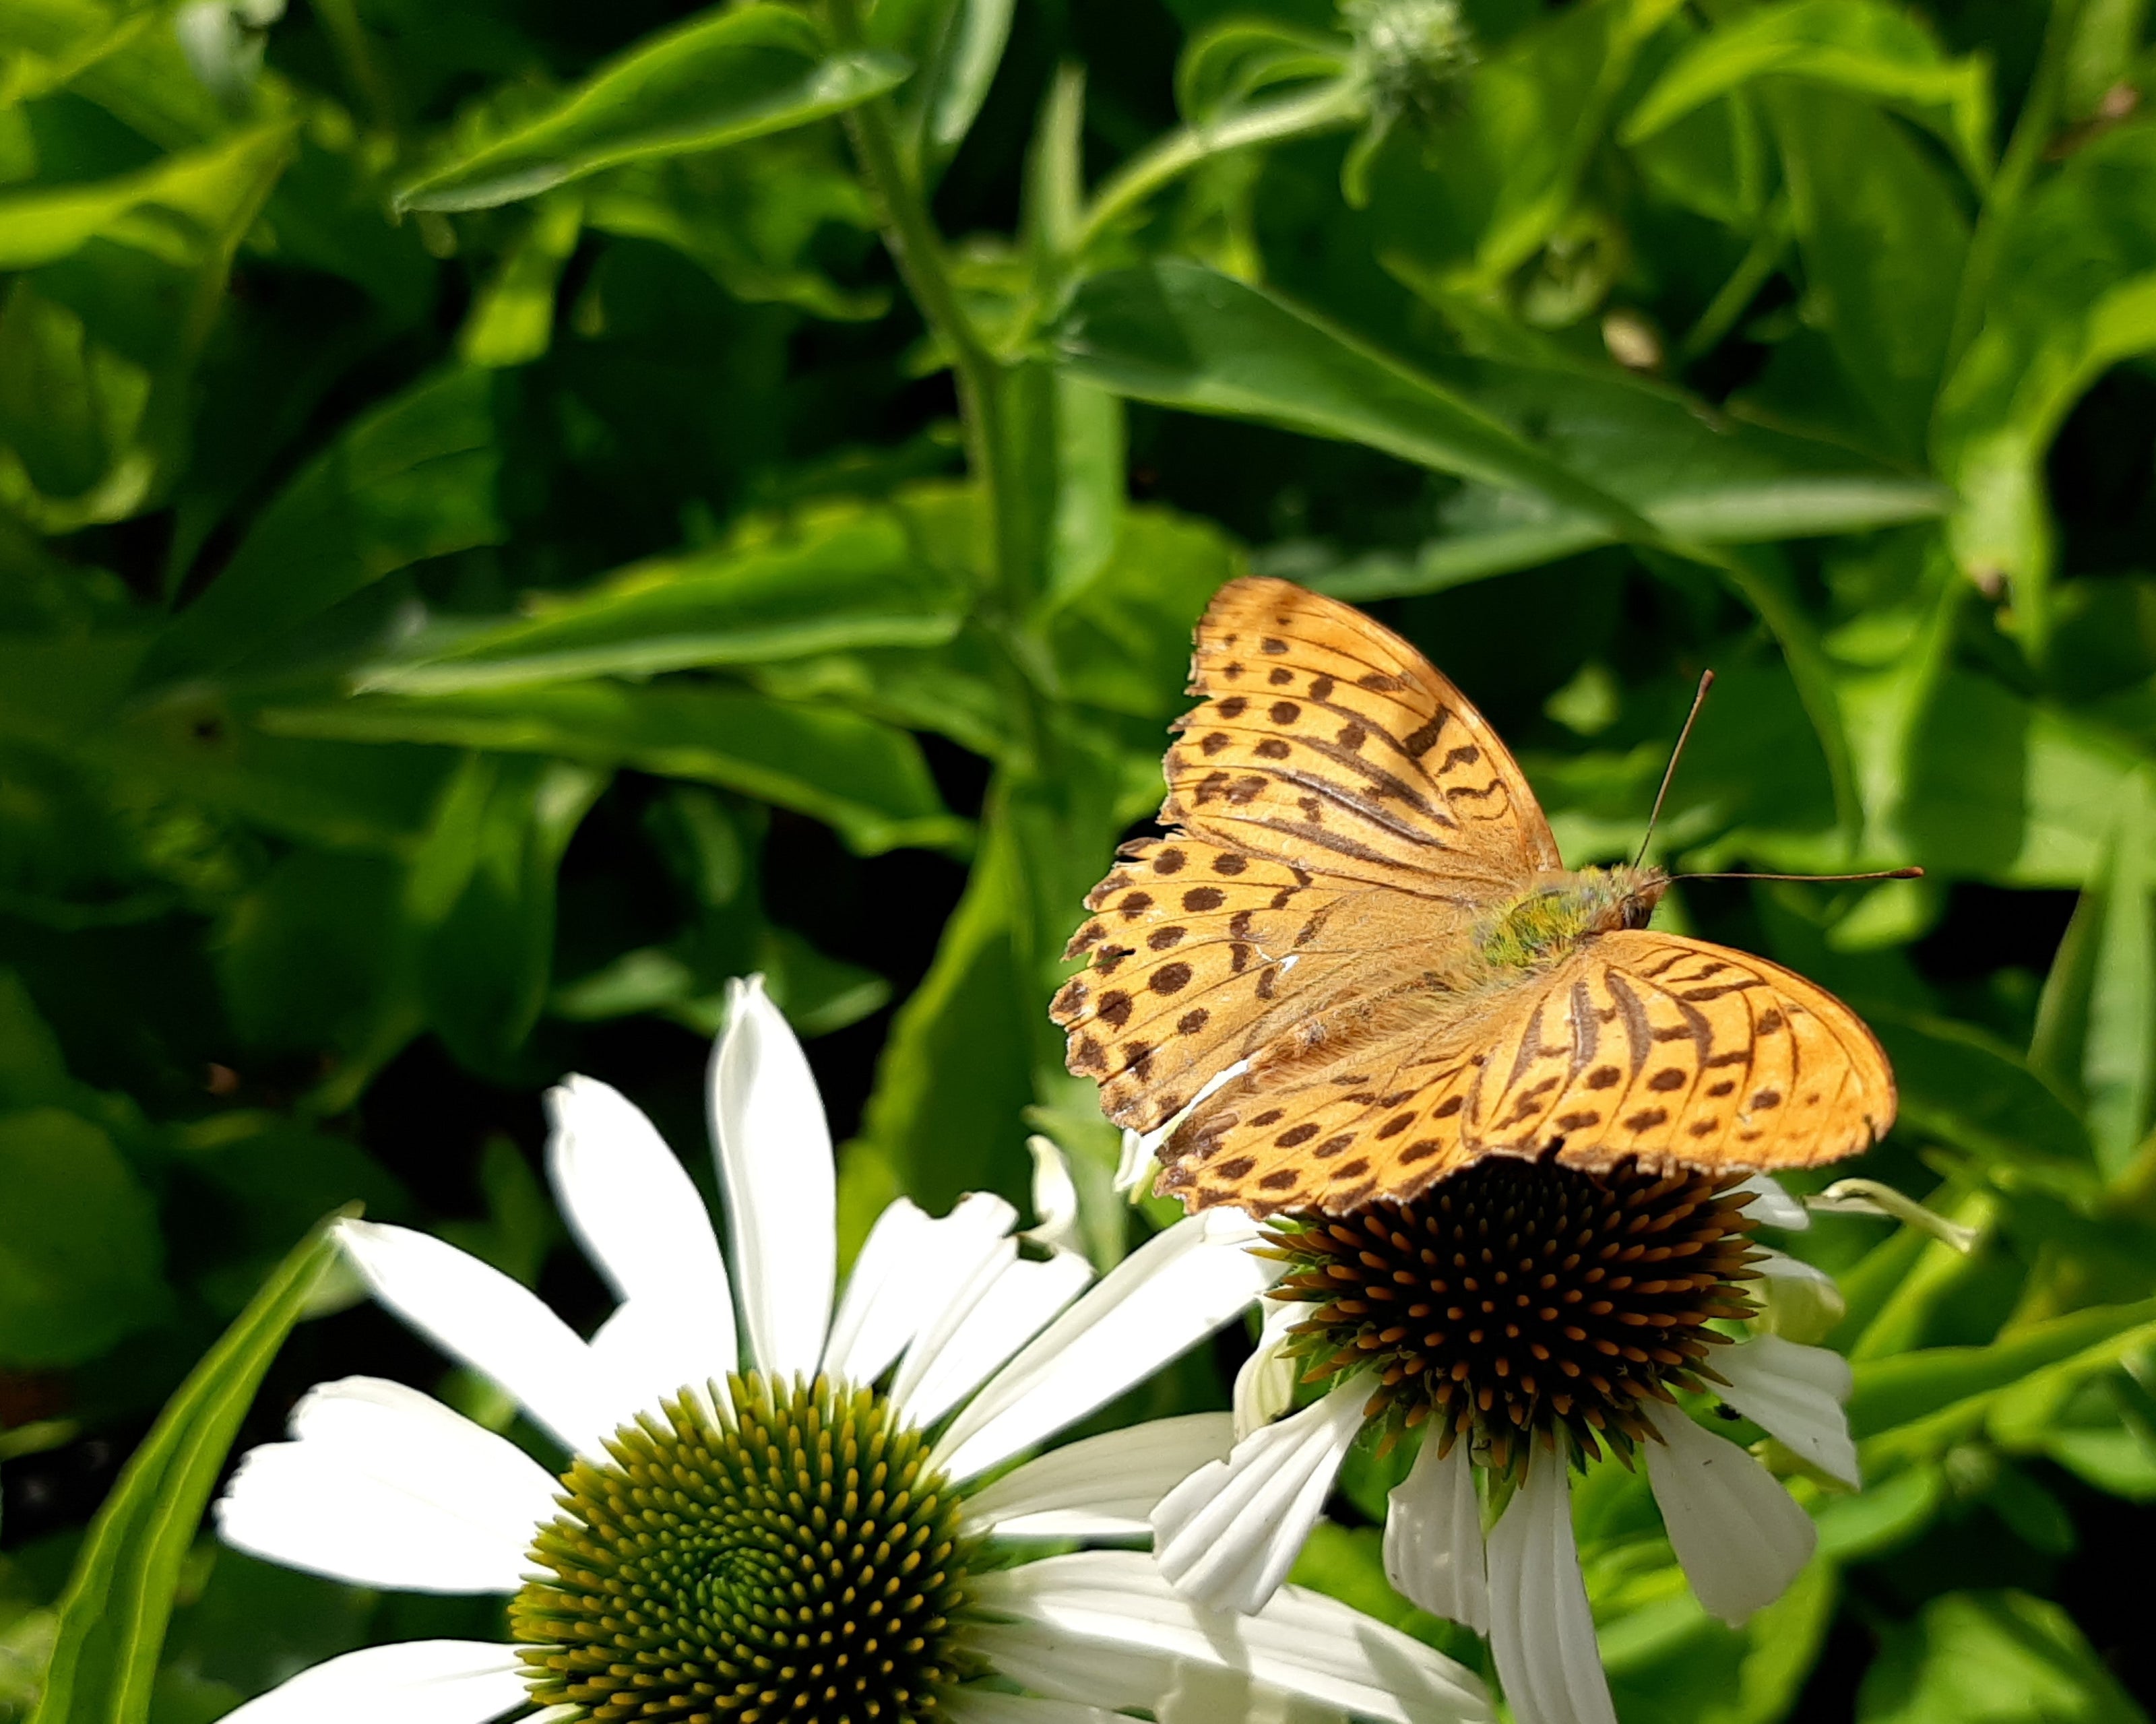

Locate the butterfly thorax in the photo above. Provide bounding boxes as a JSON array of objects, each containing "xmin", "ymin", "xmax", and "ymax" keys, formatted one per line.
[{"xmin": 1473, "ymin": 864, "xmax": 1668, "ymax": 972}]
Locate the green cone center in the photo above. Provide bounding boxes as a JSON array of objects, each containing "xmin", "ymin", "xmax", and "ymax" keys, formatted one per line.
[
  {"xmin": 512, "ymin": 1373, "xmax": 970, "ymax": 1723},
  {"xmin": 1269, "ymin": 1159, "xmax": 1761, "ymax": 1476}
]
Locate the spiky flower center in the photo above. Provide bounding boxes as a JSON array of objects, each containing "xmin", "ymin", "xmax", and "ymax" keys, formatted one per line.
[
  {"xmin": 511, "ymin": 1374, "xmax": 970, "ymax": 1724},
  {"xmin": 1268, "ymin": 1159, "xmax": 1760, "ymax": 1475}
]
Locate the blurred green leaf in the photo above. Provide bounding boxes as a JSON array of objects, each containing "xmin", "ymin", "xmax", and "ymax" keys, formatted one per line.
[
  {"xmin": 358, "ymin": 499, "xmax": 965, "ymax": 693},
  {"xmin": 392, "ymin": 6, "xmax": 910, "ymax": 213},
  {"xmin": 1934, "ymin": 127, "xmax": 2156, "ymax": 641},
  {"xmin": 1623, "ymin": 0, "xmax": 1993, "ymax": 187},
  {"xmin": 261, "ymin": 682, "xmax": 968, "ymax": 857},
  {"xmin": 0, "ymin": 1106, "xmax": 166, "ymax": 1367},
  {"xmin": 1767, "ymin": 85, "xmax": 1969, "ymax": 461},
  {"xmin": 457, "ymin": 191, "xmax": 583, "ymax": 369},
  {"xmin": 141, "ymin": 368, "xmax": 504, "ymax": 687},
  {"xmin": 871, "ymin": 0, "xmax": 1015, "ymax": 175},
  {"xmin": 1869, "ymin": 1007, "xmax": 2095, "ymax": 1171},
  {"xmin": 29, "ymin": 1215, "xmax": 338, "ymax": 1724},
  {"xmin": 855, "ymin": 821, "xmax": 1037, "ymax": 1211},
  {"xmin": 1047, "ymin": 503, "xmax": 1244, "ymax": 718},
  {"xmin": 1055, "ymin": 260, "xmax": 1663, "ymax": 544},
  {"xmin": 1851, "ymin": 1296, "xmax": 2156, "ymax": 1449},
  {"xmin": 2031, "ymin": 771, "xmax": 2156, "ymax": 1177},
  {"xmin": 0, "ymin": 125, "xmax": 292, "ymax": 273},
  {"xmin": 412, "ymin": 753, "xmax": 608, "ymax": 1070},
  {"xmin": 1856, "ymin": 1591, "xmax": 2148, "ymax": 1724}
]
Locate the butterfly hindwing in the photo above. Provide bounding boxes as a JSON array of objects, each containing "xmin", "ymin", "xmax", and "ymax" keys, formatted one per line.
[
  {"xmin": 1156, "ymin": 932, "xmax": 1895, "ymax": 1214},
  {"xmin": 1166, "ymin": 578, "xmax": 1560, "ymax": 893}
]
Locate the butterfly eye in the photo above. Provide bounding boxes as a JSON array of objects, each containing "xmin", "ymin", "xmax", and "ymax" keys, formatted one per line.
[{"xmin": 1620, "ymin": 897, "xmax": 1655, "ymax": 930}]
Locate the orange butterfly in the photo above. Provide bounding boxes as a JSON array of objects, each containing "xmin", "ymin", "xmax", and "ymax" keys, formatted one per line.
[{"xmin": 1051, "ymin": 577, "xmax": 1898, "ymax": 1215}]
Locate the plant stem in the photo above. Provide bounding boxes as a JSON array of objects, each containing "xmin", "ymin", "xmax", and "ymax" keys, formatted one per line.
[
  {"xmin": 824, "ymin": 0, "xmax": 1027, "ymax": 622},
  {"xmin": 1074, "ymin": 82, "xmax": 1365, "ymax": 257}
]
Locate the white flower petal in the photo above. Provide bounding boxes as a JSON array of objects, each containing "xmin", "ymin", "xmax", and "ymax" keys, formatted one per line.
[
  {"xmin": 1644, "ymin": 1401, "xmax": 1818, "ymax": 1625},
  {"xmin": 931, "ymin": 1209, "xmax": 1273, "ymax": 1483},
  {"xmin": 214, "ymin": 1641, "xmax": 526, "ymax": 1724},
  {"xmin": 965, "ymin": 1550, "xmax": 1490, "ymax": 1724},
  {"xmin": 896, "ymin": 1250, "xmax": 1093, "ymax": 1430},
  {"xmin": 1736, "ymin": 1174, "xmax": 1808, "ymax": 1231},
  {"xmin": 1024, "ymin": 1135, "xmax": 1085, "ymax": 1256},
  {"xmin": 945, "ymin": 1691, "xmax": 1124, "ymax": 1724},
  {"xmin": 1715, "ymin": 1333, "xmax": 1860, "ymax": 1486},
  {"xmin": 1384, "ymin": 1432, "xmax": 1488, "ymax": 1633},
  {"xmin": 710, "ymin": 975, "xmax": 836, "ymax": 1380},
  {"xmin": 334, "ymin": 1219, "xmax": 616, "ymax": 1452},
  {"xmin": 1233, "ymin": 1299, "xmax": 1302, "ymax": 1442},
  {"xmin": 1151, "ymin": 1372, "xmax": 1370, "ymax": 1616},
  {"xmin": 825, "ymin": 1192, "xmax": 1018, "ymax": 1387},
  {"xmin": 960, "ymin": 1413, "xmax": 1236, "ymax": 1539},
  {"xmin": 216, "ymin": 1377, "xmax": 557, "ymax": 1593},
  {"xmin": 546, "ymin": 1075, "xmax": 735, "ymax": 1388},
  {"xmin": 1114, "ymin": 1128, "xmax": 1154, "ymax": 1196},
  {"xmin": 1486, "ymin": 1449, "xmax": 1616, "ymax": 1724},
  {"xmin": 1753, "ymin": 1249, "xmax": 1847, "ymax": 1344}
]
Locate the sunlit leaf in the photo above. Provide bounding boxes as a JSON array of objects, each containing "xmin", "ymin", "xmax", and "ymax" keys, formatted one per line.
[
  {"xmin": 30, "ymin": 1216, "xmax": 341, "ymax": 1724},
  {"xmin": 1856, "ymin": 1591, "xmax": 2147, "ymax": 1724},
  {"xmin": 1623, "ymin": 0, "xmax": 1993, "ymax": 188},
  {"xmin": 357, "ymin": 500, "xmax": 966, "ymax": 694},
  {"xmin": 393, "ymin": 6, "xmax": 910, "ymax": 213},
  {"xmin": 259, "ymin": 682, "xmax": 968, "ymax": 858}
]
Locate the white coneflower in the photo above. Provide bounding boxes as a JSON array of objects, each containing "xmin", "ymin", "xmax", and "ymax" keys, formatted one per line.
[
  {"xmin": 215, "ymin": 978, "xmax": 1492, "ymax": 1724},
  {"xmin": 1149, "ymin": 1161, "xmax": 1859, "ymax": 1724}
]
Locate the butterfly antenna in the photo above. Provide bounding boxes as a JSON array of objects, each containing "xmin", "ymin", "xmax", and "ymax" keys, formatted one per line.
[
  {"xmin": 1670, "ymin": 867, "xmax": 1925, "ymax": 885},
  {"xmin": 1633, "ymin": 669, "xmax": 1716, "ymax": 868}
]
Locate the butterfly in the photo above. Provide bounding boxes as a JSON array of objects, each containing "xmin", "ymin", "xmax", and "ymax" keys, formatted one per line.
[{"xmin": 1050, "ymin": 577, "xmax": 1898, "ymax": 1216}]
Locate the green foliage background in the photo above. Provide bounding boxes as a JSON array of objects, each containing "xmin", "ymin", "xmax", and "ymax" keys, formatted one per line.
[{"xmin": 3, "ymin": 0, "xmax": 2156, "ymax": 1716}]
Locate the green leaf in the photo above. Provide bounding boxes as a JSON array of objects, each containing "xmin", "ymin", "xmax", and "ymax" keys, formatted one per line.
[
  {"xmin": 854, "ymin": 818, "xmax": 1038, "ymax": 1212},
  {"xmin": 1866, "ymin": 1006, "xmax": 2095, "ymax": 1172},
  {"xmin": 1893, "ymin": 673, "xmax": 2140, "ymax": 887},
  {"xmin": 1622, "ymin": 0, "xmax": 1994, "ymax": 189},
  {"xmin": 1292, "ymin": 349, "xmax": 1947, "ymax": 596},
  {"xmin": 0, "ymin": 123, "xmax": 294, "ymax": 272},
  {"xmin": 260, "ymin": 683, "xmax": 968, "ymax": 858},
  {"xmin": 392, "ymin": 6, "xmax": 910, "ymax": 214},
  {"xmin": 411, "ymin": 754, "xmax": 608, "ymax": 1071},
  {"xmin": 1055, "ymin": 260, "xmax": 1663, "ymax": 544},
  {"xmin": 1766, "ymin": 84, "xmax": 1969, "ymax": 461},
  {"xmin": 1934, "ymin": 127, "xmax": 2156, "ymax": 645},
  {"xmin": 358, "ymin": 500, "xmax": 966, "ymax": 694},
  {"xmin": 214, "ymin": 849, "xmax": 416, "ymax": 1058},
  {"xmin": 1856, "ymin": 1591, "xmax": 2149, "ymax": 1724},
  {"xmin": 2030, "ymin": 771, "xmax": 2156, "ymax": 1178},
  {"xmin": 457, "ymin": 191, "xmax": 584, "ymax": 370},
  {"xmin": 139, "ymin": 368, "xmax": 504, "ymax": 687},
  {"xmin": 1849, "ymin": 1296, "xmax": 2156, "ymax": 1446},
  {"xmin": 29, "ymin": 1215, "xmax": 341, "ymax": 1724},
  {"xmin": 1047, "ymin": 503, "xmax": 1244, "ymax": 719},
  {"xmin": 0, "ymin": 0, "xmax": 158, "ymax": 104},
  {"xmin": 0, "ymin": 1106, "xmax": 167, "ymax": 1367},
  {"xmin": 870, "ymin": 0, "xmax": 1017, "ymax": 174}
]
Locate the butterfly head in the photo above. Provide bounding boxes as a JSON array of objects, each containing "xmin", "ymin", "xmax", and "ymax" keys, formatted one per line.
[{"xmin": 1476, "ymin": 864, "xmax": 1669, "ymax": 971}]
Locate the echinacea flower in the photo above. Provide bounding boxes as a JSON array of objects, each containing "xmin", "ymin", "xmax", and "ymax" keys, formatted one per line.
[
  {"xmin": 215, "ymin": 978, "xmax": 1492, "ymax": 1724},
  {"xmin": 1149, "ymin": 1161, "xmax": 1858, "ymax": 1724}
]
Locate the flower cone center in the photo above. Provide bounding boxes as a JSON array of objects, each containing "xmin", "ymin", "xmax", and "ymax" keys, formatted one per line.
[
  {"xmin": 511, "ymin": 1373, "xmax": 968, "ymax": 1724},
  {"xmin": 1269, "ymin": 1159, "xmax": 1760, "ymax": 1475}
]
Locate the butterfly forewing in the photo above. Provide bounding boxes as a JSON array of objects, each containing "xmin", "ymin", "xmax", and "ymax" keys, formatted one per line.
[{"xmin": 1166, "ymin": 578, "xmax": 1560, "ymax": 891}]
